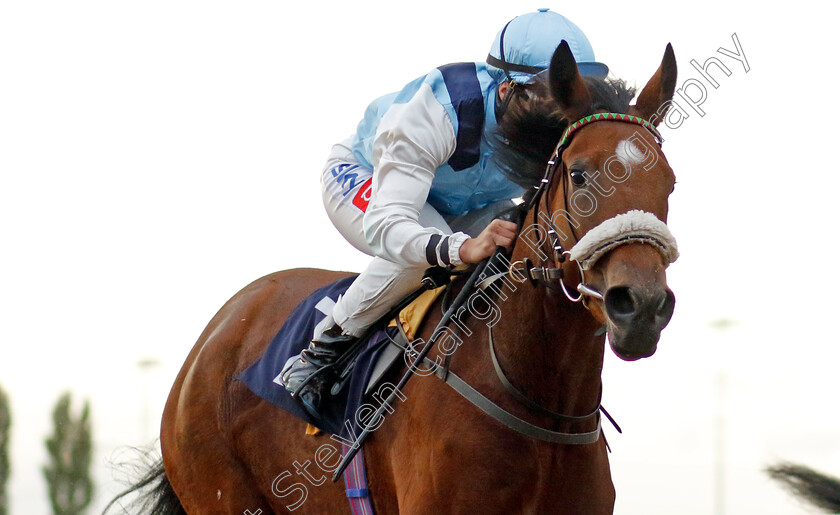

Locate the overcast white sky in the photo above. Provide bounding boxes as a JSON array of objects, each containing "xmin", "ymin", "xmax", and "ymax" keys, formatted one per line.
[{"xmin": 1, "ymin": 1, "xmax": 836, "ymax": 513}]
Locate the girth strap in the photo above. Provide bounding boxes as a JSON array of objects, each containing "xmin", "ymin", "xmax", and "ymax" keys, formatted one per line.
[{"xmin": 341, "ymin": 443, "xmax": 375, "ymax": 515}]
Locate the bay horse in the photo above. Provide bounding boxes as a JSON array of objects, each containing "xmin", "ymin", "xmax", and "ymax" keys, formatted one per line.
[{"xmin": 113, "ymin": 41, "xmax": 679, "ymax": 514}]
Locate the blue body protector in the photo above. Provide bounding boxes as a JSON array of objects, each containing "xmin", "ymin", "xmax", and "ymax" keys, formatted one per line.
[{"xmin": 351, "ymin": 62, "xmax": 523, "ymax": 217}]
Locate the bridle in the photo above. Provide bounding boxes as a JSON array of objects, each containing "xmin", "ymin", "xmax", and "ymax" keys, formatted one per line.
[
  {"xmin": 509, "ymin": 112, "xmax": 668, "ymax": 305},
  {"xmin": 447, "ymin": 112, "xmax": 675, "ymax": 446}
]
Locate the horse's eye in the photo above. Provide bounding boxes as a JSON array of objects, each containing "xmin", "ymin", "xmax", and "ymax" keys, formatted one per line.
[{"xmin": 570, "ymin": 169, "xmax": 586, "ymax": 187}]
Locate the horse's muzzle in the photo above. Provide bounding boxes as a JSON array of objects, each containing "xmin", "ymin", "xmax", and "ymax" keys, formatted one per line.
[{"xmin": 603, "ymin": 285, "xmax": 675, "ymax": 361}]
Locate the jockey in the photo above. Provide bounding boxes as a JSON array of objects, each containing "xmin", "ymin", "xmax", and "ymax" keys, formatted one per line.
[{"xmin": 281, "ymin": 9, "xmax": 609, "ymax": 417}]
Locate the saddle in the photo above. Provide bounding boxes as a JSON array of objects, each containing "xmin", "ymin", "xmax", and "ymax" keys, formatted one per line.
[
  {"xmin": 235, "ymin": 270, "xmax": 449, "ymax": 438},
  {"xmin": 236, "ymin": 208, "xmax": 524, "ymax": 438}
]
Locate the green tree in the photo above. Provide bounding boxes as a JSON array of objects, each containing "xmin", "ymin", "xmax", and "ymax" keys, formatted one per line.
[
  {"xmin": 43, "ymin": 392, "xmax": 93, "ymax": 515},
  {"xmin": 0, "ymin": 385, "xmax": 10, "ymax": 515}
]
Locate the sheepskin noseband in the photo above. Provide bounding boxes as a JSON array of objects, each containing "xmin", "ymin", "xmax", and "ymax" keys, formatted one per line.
[{"xmin": 569, "ymin": 210, "xmax": 679, "ymax": 270}]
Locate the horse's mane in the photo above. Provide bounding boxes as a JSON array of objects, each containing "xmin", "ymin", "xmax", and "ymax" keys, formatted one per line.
[{"xmin": 493, "ymin": 76, "xmax": 637, "ymax": 189}]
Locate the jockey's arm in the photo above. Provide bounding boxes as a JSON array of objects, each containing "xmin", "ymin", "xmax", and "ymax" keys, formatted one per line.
[
  {"xmin": 362, "ymin": 83, "xmax": 467, "ymax": 268},
  {"xmin": 362, "ymin": 83, "xmax": 517, "ymax": 267}
]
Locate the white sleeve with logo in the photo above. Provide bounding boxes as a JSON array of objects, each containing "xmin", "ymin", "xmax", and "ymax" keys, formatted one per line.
[{"xmin": 362, "ymin": 82, "xmax": 470, "ymax": 268}]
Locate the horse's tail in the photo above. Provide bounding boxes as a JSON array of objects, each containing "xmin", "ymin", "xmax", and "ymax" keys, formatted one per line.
[
  {"xmin": 766, "ymin": 462, "xmax": 840, "ymax": 513},
  {"xmin": 103, "ymin": 454, "xmax": 186, "ymax": 515}
]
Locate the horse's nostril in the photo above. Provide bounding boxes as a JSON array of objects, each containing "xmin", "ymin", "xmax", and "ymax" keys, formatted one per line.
[
  {"xmin": 605, "ymin": 286, "xmax": 675, "ymax": 330},
  {"xmin": 657, "ymin": 290, "xmax": 676, "ymax": 321},
  {"xmin": 605, "ymin": 286, "xmax": 635, "ymax": 318}
]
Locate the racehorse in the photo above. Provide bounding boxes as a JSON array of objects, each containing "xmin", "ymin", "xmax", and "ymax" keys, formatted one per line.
[{"xmin": 111, "ymin": 41, "xmax": 679, "ymax": 514}]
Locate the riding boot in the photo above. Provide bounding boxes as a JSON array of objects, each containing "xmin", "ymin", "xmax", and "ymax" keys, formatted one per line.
[{"xmin": 280, "ymin": 324, "xmax": 356, "ymax": 418}]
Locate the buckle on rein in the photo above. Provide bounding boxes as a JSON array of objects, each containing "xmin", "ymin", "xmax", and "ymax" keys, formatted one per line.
[{"xmin": 507, "ymin": 255, "xmax": 603, "ymax": 304}]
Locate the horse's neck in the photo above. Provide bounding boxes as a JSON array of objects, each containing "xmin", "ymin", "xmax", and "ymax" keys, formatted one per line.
[
  {"xmin": 488, "ymin": 282, "xmax": 606, "ymax": 420},
  {"xmin": 467, "ymin": 213, "xmax": 606, "ymax": 420}
]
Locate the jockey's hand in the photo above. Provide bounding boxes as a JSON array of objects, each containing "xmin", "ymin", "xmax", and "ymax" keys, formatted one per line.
[{"xmin": 458, "ymin": 219, "xmax": 518, "ymax": 264}]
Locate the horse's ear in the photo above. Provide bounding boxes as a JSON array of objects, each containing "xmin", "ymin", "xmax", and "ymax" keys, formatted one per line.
[
  {"xmin": 548, "ymin": 40, "xmax": 592, "ymax": 121},
  {"xmin": 630, "ymin": 44, "xmax": 677, "ymax": 126}
]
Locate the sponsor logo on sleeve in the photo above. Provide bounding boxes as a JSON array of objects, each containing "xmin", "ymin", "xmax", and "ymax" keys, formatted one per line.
[{"xmin": 352, "ymin": 178, "xmax": 373, "ymax": 212}]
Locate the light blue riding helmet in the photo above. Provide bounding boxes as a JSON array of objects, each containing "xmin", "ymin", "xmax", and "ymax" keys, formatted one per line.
[{"xmin": 487, "ymin": 8, "xmax": 609, "ymax": 83}]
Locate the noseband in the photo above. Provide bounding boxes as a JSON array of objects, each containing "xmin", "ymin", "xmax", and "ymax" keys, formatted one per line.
[{"xmin": 515, "ymin": 113, "xmax": 679, "ymax": 303}]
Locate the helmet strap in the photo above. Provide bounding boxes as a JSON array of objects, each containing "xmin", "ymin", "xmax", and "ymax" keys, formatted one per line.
[
  {"xmin": 497, "ymin": 19, "xmax": 514, "ymax": 82},
  {"xmin": 486, "ymin": 17, "xmax": 548, "ymax": 81}
]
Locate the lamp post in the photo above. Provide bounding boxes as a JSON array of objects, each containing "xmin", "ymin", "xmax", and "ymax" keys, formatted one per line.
[{"xmin": 710, "ymin": 318, "xmax": 737, "ymax": 515}]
